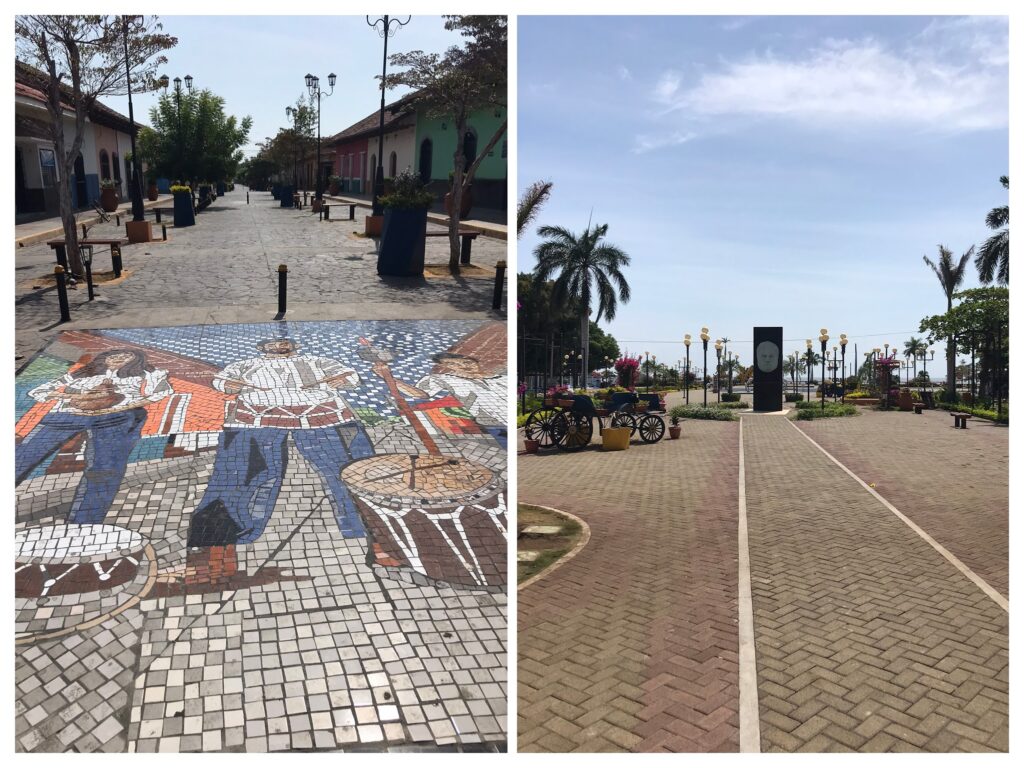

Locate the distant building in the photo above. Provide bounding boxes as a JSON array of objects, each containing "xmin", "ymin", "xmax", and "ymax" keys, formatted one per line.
[
  {"xmin": 15, "ymin": 61, "xmax": 142, "ymax": 223},
  {"xmin": 325, "ymin": 93, "xmax": 507, "ymax": 211}
]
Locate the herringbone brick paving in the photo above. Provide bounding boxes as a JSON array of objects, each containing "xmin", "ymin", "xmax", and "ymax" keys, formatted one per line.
[
  {"xmin": 518, "ymin": 419, "xmax": 741, "ymax": 752},
  {"xmin": 743, "ymin": 415, "xmax": 1007, "ymax": 752},
  {"xmin": 796, "ymin": 408, "xmax": 1008, "ymax": 596}
]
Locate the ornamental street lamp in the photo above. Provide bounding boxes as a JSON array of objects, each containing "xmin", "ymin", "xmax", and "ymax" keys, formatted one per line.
[
  {"xmin": 683, "ymin": 335, "xmax": 692, "ymax": 405},
  {"xmin": 806, "ymin": 339, "xmax": 814, "ymax": 404},
  {"xmin": 367, "ymin": 15, "xmax": 411, "ymax": 216},
  {"xmin": 305, "ymin": 72, "xmax": 337, "ymax": 201},
  {"xmin": 839, "ymin": 335, "xmax": 848, "ymax": 403},
  {"xmin": 819, "ymin": 329, "xmax": 829, "ymax": 412},
  {"xmin": 700, "ymin": 329, "xmax": 710, "ymax": 407},
  {"xmin": 714, "ymin": 339, "xmax": 723, "ymax": 404},
  {"xmin": 159, "ymin": 73, "xmax": 193, "ymax": 182},
  {"xmin": 121, "ymin": 16, "xmax": 145, "ymax": 225},
  {"xmin": 652, "ymin": 354, "xmax": 657, "ymax": 390},
  {"xmin": 285, "ymin": 106, "xmax": 301, "ymax": 188}
]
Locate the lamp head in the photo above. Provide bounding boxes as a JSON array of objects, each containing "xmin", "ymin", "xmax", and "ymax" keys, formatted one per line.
[
  {"xmin": 184, "ymin": 74, "xmax": 193, "ymax": 91},
  {"xmin": 328, "ymin": 72, "xmax": 337, "ymax": 88},
  {"xmin": 158, "ymin": 74, "xmax": 169, "ymax": 90},
  {"xmin": 173, "ymin": 76, "xmax": 181, "ymax": 91},
  {"xmin": 305, "ymin": 73, "xmax": 314, "ymax": 89},
  {"xmin": 807, "ymin": 339, "xmax": 813, "ymax": 349}
]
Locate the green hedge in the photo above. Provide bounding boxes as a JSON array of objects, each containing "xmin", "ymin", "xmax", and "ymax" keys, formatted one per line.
[
  {"xmin": 794, "ymin": 403, "xmax": 859, "ymax": 420},
  {"xmin": 784, "ymin": 393, "xmax": 804, "ymax": 402},
  {"xmin": 721, "ymin": 393, "xmax": 742, "ymax": 402},
  {"xmin": 935, "ymin": 402, "xmax": 1009, "ymax": 424},
  {"xmin": 714, "ymin": 401, "xmax": 748, "ymax": 409},
  {"xmin": 669, "ymin": 405, "xmax": 737, "ymax": 421}
]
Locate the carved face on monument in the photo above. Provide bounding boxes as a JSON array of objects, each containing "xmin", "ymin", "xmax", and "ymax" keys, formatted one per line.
[{"xmin": 756, "ymin": 341, "xmax": 780, "ymax": 373}]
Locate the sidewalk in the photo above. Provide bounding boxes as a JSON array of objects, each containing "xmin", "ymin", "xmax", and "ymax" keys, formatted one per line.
[{"xmin": 15, "ymin": 195, "xmax": 175, "ymax": 249}]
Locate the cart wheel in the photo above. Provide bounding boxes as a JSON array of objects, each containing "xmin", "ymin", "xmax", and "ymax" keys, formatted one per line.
[
  {"xmin": 524, "ymin": 407, "xmax": 560, "ymax": 449},
  {"xmin": 552, "ymin": 412, "xmax": 593, "ymax": 451},
  {"xmin": 638, "ymin": 414, "xmax": 665, "ymax": 443},
  {"xmin": 610, "ymin": 410, "xmax": 637, "ymax": 435}
]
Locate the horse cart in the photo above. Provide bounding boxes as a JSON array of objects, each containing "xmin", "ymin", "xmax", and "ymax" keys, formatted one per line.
[{"xmin": 523, "ymin": 391, "xmax": 667, "ymax": 451}]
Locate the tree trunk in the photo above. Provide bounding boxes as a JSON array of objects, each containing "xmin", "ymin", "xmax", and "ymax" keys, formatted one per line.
[
  {"xmin": 580, "ymin": 310, "xmax": 590, "ymax": 391},
  {"xmin": 448, "ymin": 118, "xmax": 466, "ymax": 273},
  {"xmin": 945, "ymin": 295, "xmax": 957, "ymax": 402}
]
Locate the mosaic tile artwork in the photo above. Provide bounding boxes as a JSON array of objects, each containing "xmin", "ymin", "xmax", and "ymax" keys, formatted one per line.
[{"xmin": 14, "ymin": 320, "xmax": 508, "ymax": 753}]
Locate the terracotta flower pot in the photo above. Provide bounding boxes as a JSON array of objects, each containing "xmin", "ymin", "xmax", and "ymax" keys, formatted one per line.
[
  {"xmin": 100, "ymin": 187, "xmax": 118, "ymax": 212},
  {"xmin": 669, "ymin": 425, "xmax": 681, "ymax": 439},
  {"xmin": 146, "ymin": 183, "xmax": 159, "ymax": 201},
  {"xmin": 524, "ymin": 439, "xmax": 540, "ymax": 454}
]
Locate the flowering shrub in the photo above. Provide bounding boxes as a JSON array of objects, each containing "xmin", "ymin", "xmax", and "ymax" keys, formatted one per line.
[
  {"xmin": 613, "ymin": 356, "xmax": 640, "ymax": 390},
  {"xmin": 545, "ymin": 384, "xmax": 571, "ymax": 398},
  {"xmin": 517, "ymin": 381, "xmax": 527, "ymax": 396}
]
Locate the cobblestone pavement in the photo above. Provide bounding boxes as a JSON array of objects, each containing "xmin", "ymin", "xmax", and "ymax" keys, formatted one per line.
[
  {"xmin": 517, "ymin": 403, "xmax": 1007, "ymax": 752},
  {"xmin": 15, "ymin": 319, "xmax": 507, "ymax": 752},
  {"xmin": 518, "ymin": 419, "xmax": 741, "ymax": 752},
  {"xmin": 15, "ymin": 188, "xmax": 506, "ymax": 363}
]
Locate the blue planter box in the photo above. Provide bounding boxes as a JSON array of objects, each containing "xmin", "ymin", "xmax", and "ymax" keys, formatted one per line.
[
  {"xmin": 377, "ymin": 207, "xmax": 427, "ymax": 276},
  {"xmin": 280, "ymin": 185, "xmax": 293, "ymax": 207},
  {"xmin": 173, "ymin": 192, "xmax": 195, "ymax": 227},
  {"xmin": 217, "ymin": 181, "xmax": 227, "ymax": 196},
  {"xmin": 271, "ymin": 184, "xmax": 281, "ymax": 200}
]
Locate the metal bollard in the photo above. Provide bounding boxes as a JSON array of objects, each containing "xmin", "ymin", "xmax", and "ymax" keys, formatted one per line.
[
  {"xmin": 324, "ymin": 205, "xmax": 330, "ymax": 221},
  {"xmin": 492, "ymin": 260, "xmax": 506, "ymax": 311},
  {"xmin": 55, "ymin": 266, "xmax": 71, "ymax": 322},
  {"xmin": 278, "ymin": 264, "xmax": 287, "ymax": 315},
  {"xmin": 162, "ymin": 224, "xmax": 168, "ymax": 241},
  {"xmin": 82, "ymin": 223, "xmax": 89, "ymax": 239},
  {"xmin": 111, "ymin": 245, "xmax": 123, "ymax": 278},
  {"xmin": 115, "ymin": 213, "xmax": 121, "ymax": 226},
  {"xmin": 247, "ymin": 189, "xmax": 250, "ymax": 204}
]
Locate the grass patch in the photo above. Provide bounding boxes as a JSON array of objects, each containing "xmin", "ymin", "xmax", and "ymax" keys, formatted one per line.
[
  {"xmin": 668, "ymin": 404, "xmax": 738, "ymax": 421},
  {"xmin": 517, "ymin": 504, "xmax": 584, "ymax": 583}
]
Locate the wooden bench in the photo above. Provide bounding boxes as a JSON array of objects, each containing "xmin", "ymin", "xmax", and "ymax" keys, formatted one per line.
[
  {"xmin": 951, "ymin": 412, "xmax": 972, "ymax": 429},
  {"xmin": 46, "ymin": 237, "xmax": 129, "ymax": 277},
  {"xmin": 424, "ymin": 230, "xmax": 481, "ymax": 265}
]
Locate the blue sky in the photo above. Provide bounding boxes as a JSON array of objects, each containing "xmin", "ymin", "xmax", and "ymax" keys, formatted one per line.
[
  {"xmin": 101, "ymin": 15, "xmax": 462, "ymax": 158},
  {"xmin": 518, "ymin": 16, "xmax": 1008, "ymax": 381}
]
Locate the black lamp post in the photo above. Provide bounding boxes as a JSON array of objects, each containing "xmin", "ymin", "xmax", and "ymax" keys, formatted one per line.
[
  {"xmin": 839, "ymin": 335, "xmax": 848, "ymax": 403},
  {"xmin": 121, "ymin": 16, "xmax": 145, "ymax": 224},
  {"xmin": 684, "ymin": 334, "xmax": 691, "ymax": 405},
  {"xmin": 819, "ymin": 329, "xmax": 829, "ymax": 412},
  {"xmin": 971, "ymin": 332, "xmax": 977, "ymax": 402},
  {"xmin": 806, "ymin": 340, "xmax": 814, "ymax": 403},
  {"xmin": 714, "ymin": 340, "xmax": 723, "ymax": 404},
  {"xmin": 285, "ymin": 106, "xmax": 300, "ymax": 188},
  {"xmin": 367, "ymin": 15, "xmax": 411, "ymax": 216},
  {"xmin": 159, "ymin": 73, "xmax": 193, "ymax": 182},
  {"xmin": 700, "ymin": 328, "xmax": 710, "ymax": 407},
  {"xmin": 305, "ymin": 72, "xmax": 337, "ymax": 201}
]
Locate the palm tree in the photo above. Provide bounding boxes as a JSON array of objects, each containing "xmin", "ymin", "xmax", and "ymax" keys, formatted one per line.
[
  {"xmin": 975, "ymin": 175, "xmax": 1008, "ymax": 285},
  {"xmin": 517, "ymin": 180, "xmax": 552, "ymax": 239},
  {"xmin": 719, "ymin": 336, "xmax": 733, "ymax": 393},
  {"xmin": 902, "ymin": 336, "xmax": 927, "ymax": 378},
  {"xmin": 533, "ymin": 222, "xmax": 631, "ymax": 385},
  {"xmin": 923, "ymin": 245, "xmax": 973, "ymax": 401}
]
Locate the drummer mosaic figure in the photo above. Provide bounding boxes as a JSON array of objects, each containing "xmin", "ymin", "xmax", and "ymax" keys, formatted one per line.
[
  {"xmin": 181, "ymin": 337, "xmax": 372, "ymax": 583},
  {"xmin": 15, "ymin": 349, "xmax": 172, "ymax": 524}
]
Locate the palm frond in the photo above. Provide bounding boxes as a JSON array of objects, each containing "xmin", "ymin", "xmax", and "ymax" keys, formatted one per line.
[{"xmin": 516, "ymin": 180, "xmax": 552, "ymax": 238}]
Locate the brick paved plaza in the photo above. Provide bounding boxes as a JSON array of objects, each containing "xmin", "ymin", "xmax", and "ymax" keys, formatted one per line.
[
  {"xmin": 14, "ymin": 190, "xmax": 508, "ymax": 752},
  {"xmin": 517, "ymin": 398, "xmax": 1008, "ymax": 752}
]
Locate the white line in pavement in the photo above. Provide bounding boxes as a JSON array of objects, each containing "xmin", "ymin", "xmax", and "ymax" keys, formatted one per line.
[
  {"xmin": 788, "ymin": 419, "xmax": 1008, "ymax": 614},
  {"xmin": 737, "ymin": 418, "xmax": 761, "ymax": 753}
]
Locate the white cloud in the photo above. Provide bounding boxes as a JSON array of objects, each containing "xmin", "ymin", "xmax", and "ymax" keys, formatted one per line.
[
  {"xmin": 617, "ymin": 65, "xmax": 632, "ymax": 81},
  {"xmin": 658, "ymin": 20, "xmax": 1007, "ymax": 133},
  {"xmin": 631, "ymin": 131, "xmax": 696, "ymax": 154}
]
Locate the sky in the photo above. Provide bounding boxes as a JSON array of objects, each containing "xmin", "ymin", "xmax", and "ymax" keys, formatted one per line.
[
  {"xmin": 518, "ymin": 15, "xmax": 1009, "ymax": 382},
  {"xmin": 100, "ymin": 15, "xmax": 463, "ymax": 158}
]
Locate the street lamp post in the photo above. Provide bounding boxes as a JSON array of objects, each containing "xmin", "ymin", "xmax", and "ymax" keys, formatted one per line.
[
  {"xmin": 158, "ymin": 73, "xmax": 193, "ymax": 183},
  {"xmin": 700, "ymin": 329, "xmax": 710, "ymax": 407},
  {"xmin": 285, "ymin": 106, "xmax": 300, "ymax": 189},
  {"xmin": 121, "ymin": 16, "xmax": 145, "ymax": 224},
  {"xmin": 806, "ymin": 339, "xmax": 814, "ymax": 404},
  {"xmin": 819, "ymin": 329, "xmax": 829, "ymax": 412},
  {"xmin": 839, "ymin": 335, "xmax": 848, "ymax": 403},
  {"xmin": 714, "ymin": 340, "xmax": 723, "ymax": 404},
  {"xmin": 367, "ymin": 15, "xmax": 411, "ymax": 216},
  {"xmin": 305, "ymin": 72, "xmax": 337, "ymax": 202},
  {"xmin": 684, "ymin": 335, "xmax": 691, "ymax": 405}
]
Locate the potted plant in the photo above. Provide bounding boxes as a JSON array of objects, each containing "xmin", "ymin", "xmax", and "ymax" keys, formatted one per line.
[
  {"xmin": 145, "ymin": 172, "xmax": 159, "ymax": 201},
  {"xmin": 99, "ymin": 178, "xmax": 119, "ymax": 211},
  {"xmin": 444, "ymin": 170, "xmax": 473, "ymax": 218},
  {"xmin": 669, "ymin": 414, "xmax": 681, "ymax": 439},
  {"xmin": 171, "ymin": 184, "xmax": 195, "ymax": 228},
  {"xmin": 377, "ymin": 169, "xmax": 433, "ymax": 276},
  {"xmin": 328, "ymin": 175, "xmax": 342, "ymax": 196},
  {"xmin": 523, "ymin": 438, "xmax": 540, "ymax": 454}
]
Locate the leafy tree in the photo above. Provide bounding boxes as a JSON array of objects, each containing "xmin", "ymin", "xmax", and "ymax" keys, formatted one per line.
[
  {"xmin": 783, "ymin": 354, "xmax": 806, "ymax": 386},
  {"xmin": 533, "ymin": 222, "xmax": 631, "ymax": 385},
  {"xmin": 385, "ymin": 15, "xmax": 506, "ymax": 272},
  {"xmin": 138, "ymin": 88, "xmax": 251, "ymax": 185},
  {"xmin": 588, "ymin": 322, "xmax": 620, "ymax": 371},
  {"xmin": 975, "ymin": 175, "xmax": 1009, "ymax": 286},
  {"xmin": 517, "ymin": 180, "xmax": 552, "ymax": 238},
  {"xmin": 902, "ymin": 336, "xmax": 928, "ymax": 378},
  {"xmin": 922, "ymin": 244, "xmax": 973, "ymax": 401},
  {"xmin": 15, "ymin": 15, "xmax": 176, "ymax": 276}
]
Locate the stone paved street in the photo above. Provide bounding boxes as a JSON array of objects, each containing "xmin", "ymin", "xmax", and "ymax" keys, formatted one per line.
[
  {"xmin": 14, "ymin": 189, "xmax": 508, "ymax": 753},
  {"xmin": 517, "ymin": 400, "xmax": 1008, "ymax": 752},
  {"xmin": 15, "ymin": 187, "xmax": 507, "ymax": 363}
]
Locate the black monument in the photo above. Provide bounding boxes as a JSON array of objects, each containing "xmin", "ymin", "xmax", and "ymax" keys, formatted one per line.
[{"xmin": 753, "ymin": 326, "xmax": 783, "ymax": 412}]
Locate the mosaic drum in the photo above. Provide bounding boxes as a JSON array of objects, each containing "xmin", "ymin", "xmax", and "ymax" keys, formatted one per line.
[
  {"xmin": 15, "ymin": 524, "xmax": 146, "ymax": 599},
  {"xmin": 341, "ymin": 454, "xmax": 507, "ymax": 588}
]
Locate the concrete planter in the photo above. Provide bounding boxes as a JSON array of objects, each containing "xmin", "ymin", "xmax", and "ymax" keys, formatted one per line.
[
  {"xmin": 377, "ymin": 207, "xmax": 427, "ymax": 277},
  {"xmin": 172, "ymin": 191, "xmax": 195, "ymax": 227}
]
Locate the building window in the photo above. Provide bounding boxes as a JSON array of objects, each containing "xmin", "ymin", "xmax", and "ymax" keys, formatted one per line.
[
  {"xmin": 418, "ymin": 138, "xmax": 433, "ymax": 184},
  {"xmin": 99, "ymin": 149, "xmax": 111, "ymax": 181},
  {"xmin": 388, "ymin": 151, "xmax": 397, "ymax": 178},
  {"xmin": 112, "ymin": 152, "xmax": 121, "ymax": 184},
  {"xmin": 39, "ymin": 148, "xmax": 58, "ymax": 188}
]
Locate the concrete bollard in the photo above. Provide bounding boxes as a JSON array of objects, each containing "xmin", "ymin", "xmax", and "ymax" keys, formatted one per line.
[
  {"xmin": 55, "ymin": 266, "xmax": 71, "ymax": 322},
  {"xmin": 493, "ymin": 260, "xmax": 506, "ymax": 311},
  {"xmin": 278, "ymin": 264, "xmax": 288, "ymax": 315},
  {"xmin": 111, "ymin": 245, "xmax": 123, "ymax": 278}
]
